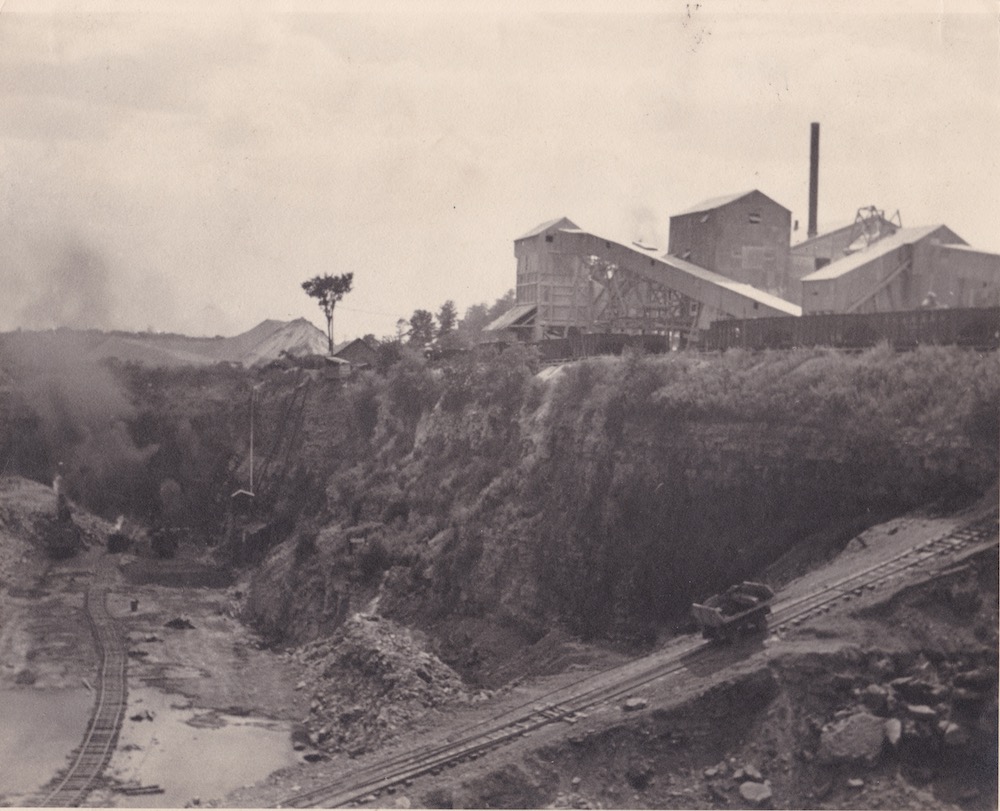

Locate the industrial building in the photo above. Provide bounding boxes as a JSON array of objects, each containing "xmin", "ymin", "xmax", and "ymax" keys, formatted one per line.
[
  {"xmin": 487, "ymin": 125, "xmax": 1000, "ymax": 345},
  {"xmin": 667, "ymin": 190, "xmax": 792, "ymax": 297}
]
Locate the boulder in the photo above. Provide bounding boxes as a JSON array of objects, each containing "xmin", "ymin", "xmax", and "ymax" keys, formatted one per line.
[
  {"xmin": 625, "ymin": 761, "xmax": 653, "ymax": 790},
  {"xmin": 952, "ymin": 687, "xmax": 988, "ymax": 707},
  {"xmin": 954, "ymin": 667, "xmax": 997, "ymax": 690},
  {"xmin": 939, "ymin": 721, "xmax": 969, "ymax": 747},
  {"xmin": 734, "ymin": 764, "xmax": 763, "ymax": 782},
  {"xmin": 906, "ymin": 704, "xmax": 937, "ymax": 722},
  {"xmin": 891, "ymin": 678, "xmax": 938, "ymax": 705},
  {"xmin": 860, "ymin": 684, "xmax": 889, "ymax": 714},
  {"xmin": 738, "ymin": 781, "xmax": 772, "ymax": 807},
  {"xmin": 339, "ymin": 706, "xmax": 365, "ymax": 724},
  {"xmin": 884, "ymin": 718, "xmax": 902, "ymax": 746},
  {"xmin": 623, "ymin": 697, "xmax": 648, "ymax": 712},
  {"xmin": 871, "ymin": 656, "xmax": 895, "ymax": 679},
  {"xmin": 817, "ymin": 711, "xmax": 886, "ymax": 764}
]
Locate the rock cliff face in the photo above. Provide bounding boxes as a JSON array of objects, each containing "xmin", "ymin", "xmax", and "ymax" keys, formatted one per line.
[{"xmin": 244, "ymin": 345, "xmax": 999, "ymax": 675}]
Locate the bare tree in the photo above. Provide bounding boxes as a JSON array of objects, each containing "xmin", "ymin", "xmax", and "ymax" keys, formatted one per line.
[{"xmin": 302, "ymin": 273, "xmax": 354, "ymax": 354}]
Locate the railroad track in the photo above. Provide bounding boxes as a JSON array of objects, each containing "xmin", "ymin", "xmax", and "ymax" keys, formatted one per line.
[
  {"xmin": 281, "ymin": 511, "xmax": 998, "ymax": 808},
  {"xmin": 770, "ymin": 510, "xmax": 999, "ymax": 631},
  {"xmin": 35, "ymin": 560, "xmax": 128, "ymax": 808}
]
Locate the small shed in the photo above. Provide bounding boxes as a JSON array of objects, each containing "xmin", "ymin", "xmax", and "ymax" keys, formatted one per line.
[
  {"xmin": 333, "ymin": 338, "xmax": 378, "ymax": 368},
  {"xmin": 323, "ymin": 355, "xmax": 352, "ymax": 380}
]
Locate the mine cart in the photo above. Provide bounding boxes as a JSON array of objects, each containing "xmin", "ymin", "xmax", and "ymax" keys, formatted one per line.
[{"xmin": 691, "ymin": 581, "xmax": 775, "ymax": 641}]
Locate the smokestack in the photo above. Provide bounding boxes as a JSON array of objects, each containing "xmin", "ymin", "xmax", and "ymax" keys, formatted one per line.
[{"xmin": 808, "ymin": 122, "xmax": 820, "ymax": 238}]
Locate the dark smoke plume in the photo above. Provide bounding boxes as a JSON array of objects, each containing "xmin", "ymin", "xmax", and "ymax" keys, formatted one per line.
[{"xmin": 0, "ymin": 331, "xmax": 157, "ymax": 517}]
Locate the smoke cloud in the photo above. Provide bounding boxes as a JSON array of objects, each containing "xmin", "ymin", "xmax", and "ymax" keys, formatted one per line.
[
  {"xmin": 0, "ymin": 232, "xmax": 119, "ymax": 331},
  {"xmin": 0, "ymin": 330, "xmax": 157, "ymax": 516},
  {"xmin": 18, "ymin": 239, "xmax": 117, "ymax": 330}
]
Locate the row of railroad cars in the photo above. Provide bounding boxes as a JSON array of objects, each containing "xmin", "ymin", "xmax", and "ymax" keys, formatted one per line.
[
  {"xmin": 703, "ymin": 306, "xmax": 999, "ymax": 352},
  {"xmin": 521, "ymin": 306, "xmax": 998, "ymax": 361}
]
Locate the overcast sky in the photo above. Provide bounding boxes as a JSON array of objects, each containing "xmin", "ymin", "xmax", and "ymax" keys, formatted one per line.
[{"xmin": 1, "ymin": 1, "xmax": 997, "ymax": 339}]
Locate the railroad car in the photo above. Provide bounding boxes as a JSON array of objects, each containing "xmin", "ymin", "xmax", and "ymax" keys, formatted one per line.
[
  {"xmin": 704, "ymin": 306, "xmax": 1000, "ymax": 352},
  {"xmin": 691, "ymin": 581, "xmax": 775, "ymax": 642}
]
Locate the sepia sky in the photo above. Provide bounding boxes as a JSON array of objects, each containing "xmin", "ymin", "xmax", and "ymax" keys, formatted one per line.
[{"xmin": 1, "ymin": 1, "xmax": 997, "ymax": 339}]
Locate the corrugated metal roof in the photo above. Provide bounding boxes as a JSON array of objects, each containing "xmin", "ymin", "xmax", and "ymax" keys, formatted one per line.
[
  {"xmin": 673, "ymin": 189, "xmax": 790, "ymax": 217},
  {"xmin": 789, "ymin": 220, "xmax": 856, "ymax": 248},
  {"xmin": 938, "ymin": 243, "xmax": 997, "ymax": 256},
  {"xmin": 801, "ymin": 224, "xmax": 950, "ymax": 282},
  {"xmin": 671, "ymin": 189, "xmax": 791, "ymax": 217},
  {"xmin": 559, "ymin": 227, "xmax": 802, "ymax": 317},
  {"xmin": 674, "ymin": 190, "xmax": 754, "ymax": 216},
  {"xmin": 516, "ymin": 217, "xmax": 578, "ymax": 241},
  {"xmin": 660, "ymin": 252, "xmax": 803, "ymax": 316},
  {"xmin": 790, "ymin": 217, "xmax": 902, "ymax": 250},
  {"xmin": 484, "ymin": 303, "xmax": 537, "ymax": 332}
]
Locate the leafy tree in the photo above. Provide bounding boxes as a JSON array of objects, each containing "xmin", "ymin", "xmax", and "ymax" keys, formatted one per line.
[
  {"xmin": 437, "ymin": 300, "xmax": 458, "ymax": 337},
  {"xmin": 408, "ymin": 309, "xmax": 436, "ymax": 348},
  {"xmin": 301, "ymin": 273, "xmax": 354, "ymax": 354},
  {"xmin": 458, "ymin": 290, "xmax": 515, "ymax": 343},
  {"xmin": 374, "ymin": 338, "xmax": 405, "ymax": 374}
]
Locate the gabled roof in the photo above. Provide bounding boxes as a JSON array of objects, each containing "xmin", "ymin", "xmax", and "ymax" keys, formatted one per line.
[
  {"xmin": 516, "ymin": 217, "xmax": 578, "ymax": 241},
  {"xmin": 790, "ymin": 220, "xmax": 857, "ymax": 249},
  {"xmin": 791, "ymin": 216, "xmax": 899, "ymax": 250},
  {"xmin": 332, "ymin": 337, "xmax": 372, "ymax": 354},
  {"xmin": 673, "ymin": 189, "xmax": 789, "ymax": 218},
  {"xmin": 801, "ymin": 224, "xmax": 962, "ymax": 282}
]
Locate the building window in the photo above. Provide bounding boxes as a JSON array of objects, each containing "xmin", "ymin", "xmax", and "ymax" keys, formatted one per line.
[
  {"xmin": 545, "ymin": 234, "xmax": 554, "ymax": 243},
  {"xmin": 749, "ymin": 212, "xmax": 761, "ymax": 224}
]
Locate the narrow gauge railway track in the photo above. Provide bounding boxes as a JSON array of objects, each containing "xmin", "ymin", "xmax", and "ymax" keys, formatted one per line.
[
  {"xmin": 771, "ymin": 511, "xmax": 998, "ymax": 632},
  {"xmin": 282, "ymin": 512, "xmax": 998, "ymax": 809},
  {"xmin": 36, "ymin": 562, "xmax": 128, "ymax": 808}
]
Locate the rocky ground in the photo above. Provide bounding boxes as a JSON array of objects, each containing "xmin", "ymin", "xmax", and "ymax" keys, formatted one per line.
[
  {"xmin": 0, "ymin": 474, "xmax": 996, "ymax": 809},
  {"xmin": 223, "ymin": 500, "xmax": 998, "ymax": 810}
]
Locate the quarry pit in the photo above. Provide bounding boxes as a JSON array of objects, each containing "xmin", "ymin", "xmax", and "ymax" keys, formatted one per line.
[{"xmin": 0, "ymin": 335, "xmax": 997, "ymax": 810}]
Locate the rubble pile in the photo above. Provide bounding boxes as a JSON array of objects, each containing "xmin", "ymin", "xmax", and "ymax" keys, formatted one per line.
[
  {"xmin": 292, "ymin": 613, "xmax": 469, "ymax": 755},
  {"xmin": 807, "ymin": 653, "xmax": 998, "ymax": 772}
]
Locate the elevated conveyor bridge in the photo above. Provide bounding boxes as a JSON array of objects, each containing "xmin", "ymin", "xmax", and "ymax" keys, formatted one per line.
[{"xmin": 492, "ymin": 223, "xmax": 801, "ymax": 344}]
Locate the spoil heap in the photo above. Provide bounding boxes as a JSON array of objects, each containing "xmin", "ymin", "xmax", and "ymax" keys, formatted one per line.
[{"xmin": 292, "ymin": 614, "xmax": 469, "ymax": 756}]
